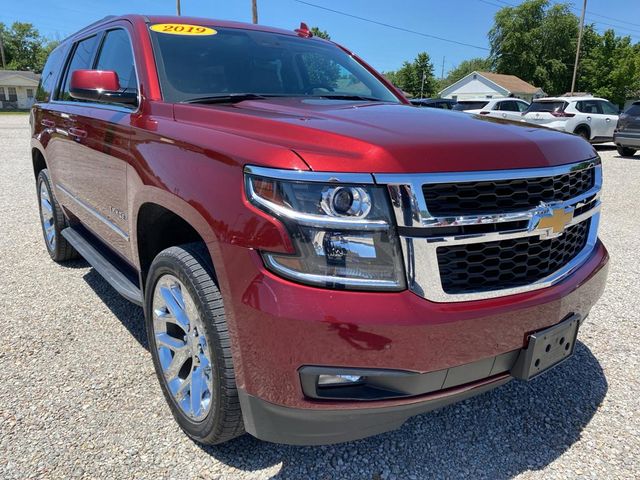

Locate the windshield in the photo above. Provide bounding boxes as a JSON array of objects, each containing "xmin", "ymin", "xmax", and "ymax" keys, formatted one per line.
[
  {"xmin": 453, "ymin": 101, "xmax": 488, "ymax": 111},
  {"xmin": 526, "ymin": 101, "xmax": 567, "ymax": 113},
  {"xmin": 149, "ymin": 25, "xmax": 400, "ymax": 103}
]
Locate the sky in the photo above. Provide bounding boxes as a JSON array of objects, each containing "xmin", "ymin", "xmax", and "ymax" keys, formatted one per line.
[{"xmin": 1, "ymin": 0, "xmax": 639, "ymax": 75}]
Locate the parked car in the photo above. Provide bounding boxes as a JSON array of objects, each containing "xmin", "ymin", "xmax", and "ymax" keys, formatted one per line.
[
  {"xmin": 522, "ymin": 96, "xmax": 619, "ymax": 143},
  {"xmin": 410, "ymin": 98, "xmax": 457, "ymax": 109},
  {"xmin": 452, "ymin": 97, "xmax": 530, "ymax": 120},
  {"xmin": 614, "ymin": 100, "xmax": 640, "ymax": 156},
  {"xmin": 31, "ymin": 15, "xmax": 608, "ymax": 446}
]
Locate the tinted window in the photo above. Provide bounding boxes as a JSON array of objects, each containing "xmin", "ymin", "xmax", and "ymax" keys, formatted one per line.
[
  {"xmin": 37, "ymin": 44, "xmax": 69, "ymax": 102},
  {"xmin": 149, "ymin": 26, "xmax": 399, "ymax": 103},
  {"xmin": 576, "ymin": 100, "xmax": 602, "ymax": 114},
  {"xmin": 96, "ymin": 29, "xmax": 137, "ymax": 92},
  {"xmin": 625, "ymin": 103, "xmax": 640, "ymax": 116},
  {"xmin": 497, "ymin": 100, "xmax": 519, "ymax": 111},
  {"xmin": 600, "ymin": 101, "xmax": 619, "ymax": 115},
  {"xmin": 60, "ymin": 35, "xmax": 99, "ymax": 101},
  {"xmin": 526, "ymin": 101, "xmax": 567, "ymax": 113},
  {"xmin": 453, "ymin": 101, "xmax": 489, "ymax": 111},
  {"xmin": 515, "ymin": 101, "xmax": 529, "ymax": 112}
]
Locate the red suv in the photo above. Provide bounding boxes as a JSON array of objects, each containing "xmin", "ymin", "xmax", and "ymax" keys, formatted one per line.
[{"xmin": 30, "ymin": 15, "xmax": 608, "ymax": 445}]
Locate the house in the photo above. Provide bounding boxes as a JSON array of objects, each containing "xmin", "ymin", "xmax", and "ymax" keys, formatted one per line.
[
  {"xmin": 439, "ymin": 71, "xmax": 545, "ymax": 103},
  {"xmin": 0, "ymin": 70, "xmax": 40, "ymax": 110}
]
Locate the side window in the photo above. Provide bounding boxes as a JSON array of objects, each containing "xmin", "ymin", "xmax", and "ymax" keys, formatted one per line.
[
  {"xmin": 37, "ymin": 45, "xmax": 68, "ymax": 102},
  {"xmin": 516, "ymin": 101, "xmax": 529, "ymax": 112},
  {"xmin": 601, "ymin": 101, "xmax": 619, "ymax": 115},
  {"xmin": 626, "ymin": 104, "xmax": 640, "ymax": 116},
  {"xmin": 60, "ymin": 35, "xmax": 99, "ymax": 101},
  {"xmin": 7, "ymin": 87, "xmax": 17, "ymax": 101},
  {"xmin": 578, "ymin": 100, "xmax": 602, "ymax": 114},
  {"xmin": 502, "ymin": 101, "xmax": 519, "ymax": 112},
  {"xmin": 95, "ymin": 29, "xmax": 138, "ymax": 93}
]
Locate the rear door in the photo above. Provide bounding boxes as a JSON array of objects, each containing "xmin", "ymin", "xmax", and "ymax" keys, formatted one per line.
[
  {"xmin": 576, "ymin": 100, "xmax": 608, "ymax": 139},
  {"xmin": 598, "ymin": 100, "xmax": 619, "ymax": 138},
  {"xmin": 522, "ymin": 100, "xmax": 568, "ymax": 126},
  {"xmin": 52, "ymin": 25, "xmax": 138, "ymax": 259}
]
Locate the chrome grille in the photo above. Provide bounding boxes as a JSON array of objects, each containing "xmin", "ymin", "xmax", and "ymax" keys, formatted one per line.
[
  {"xmin": 375, "ymin": 158, "xmax": 602, "ymax": 302},
  {"xmin": 422, "ymin": 167, "xmax": 595, "ymax": 216},
  {"xmin": 437, "ymin": 219, "xmax": 590, "ymax": 294}
]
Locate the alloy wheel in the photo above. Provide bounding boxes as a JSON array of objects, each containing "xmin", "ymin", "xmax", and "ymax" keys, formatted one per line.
[
  {"xmin": 152, "ymin": 274, "xmax": 214, "ymax": 421},
  {"xmin": 39, "ymin": 181, "xmax": 56, "ymax": 251}
]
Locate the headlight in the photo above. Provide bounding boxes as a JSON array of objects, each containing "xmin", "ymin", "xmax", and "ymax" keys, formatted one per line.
[{"xmin": 245, "ymin": 166, "xmax": 405, "ymax": 291}]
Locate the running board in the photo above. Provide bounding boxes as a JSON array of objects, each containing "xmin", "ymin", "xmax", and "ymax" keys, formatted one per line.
[{"xmin": 61, "ymin": 227, "xmax": 143, "ymax": 306}]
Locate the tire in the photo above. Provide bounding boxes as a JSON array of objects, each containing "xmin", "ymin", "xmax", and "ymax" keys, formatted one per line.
[
  {"xmin": 574, "ymin": 126, "xmax": 590, "ymax": 142},
  {"xmin": 145, "ymin": 243, "xmax": 244, "ymax": 445},
  {"xmin": 616, "ymin": 146, "xmax": 637, "ymax": 157},
  {"xmin": 37, "ymin": 169, "xmax": 78, "ymax": 262}
]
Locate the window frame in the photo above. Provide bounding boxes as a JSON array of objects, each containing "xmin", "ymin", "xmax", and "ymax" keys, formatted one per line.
[
  {"xmin": 54, "ymin": 24, "xmax": 140, "ymax": 113},
  {"xmin": 7, "ymin": 87, "xmax": 18, "ymax": 101},
  {"xmin": 0, "ymin": 87, "xmax": 6, "ymax": 102}
]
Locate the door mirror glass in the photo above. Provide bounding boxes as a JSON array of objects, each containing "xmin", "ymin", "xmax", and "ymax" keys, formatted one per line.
[{"xmin": 69, "ymin": 69, "xmax": 137, "ymax": 105}]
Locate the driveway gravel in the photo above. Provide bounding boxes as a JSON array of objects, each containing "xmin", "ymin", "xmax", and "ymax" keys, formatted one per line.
[{"xmin": 0, "ymin": 114, "xmax": 638, "ymax": 479}]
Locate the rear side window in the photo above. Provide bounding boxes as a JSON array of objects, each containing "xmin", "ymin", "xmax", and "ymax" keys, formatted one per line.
[
  {"xmin": 576, "ymin": 100, "xmax": 602, "ymax": 114},
  {"xmin": 497, "ymin": 100, "xmax": 520, "ymax": 111},
  {"xmin": 37, "ymin": 45, "xmax": 69, "ymax": 102},
  {"xmin": 59, "ymin": 35, "xmax": 99, "ymax": 101},
  {"xmin": 526, "ymin": 101, "xmax": 567, "ymax": 113},
  {"xmin": 95, "ymin": 29, "xmax": 138, "ymax": 93},
  {"xmin": 453, "ymin": 101, "xmax": 489, "ymax": 111}
]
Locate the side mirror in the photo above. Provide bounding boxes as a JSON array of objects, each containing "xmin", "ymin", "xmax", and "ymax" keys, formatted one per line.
[{"xmin": 69, "ymin": 70, "xmax": 137, "ymax": 105}]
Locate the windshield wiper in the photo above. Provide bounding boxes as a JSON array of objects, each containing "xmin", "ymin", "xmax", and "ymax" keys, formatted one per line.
[
  {"xmin": 182, "ymin": 93, "xmax": 271, "ymax": 104},
  {"xmin": 315, "ymin": 94, "xmax": 384, "ymax": 102}
]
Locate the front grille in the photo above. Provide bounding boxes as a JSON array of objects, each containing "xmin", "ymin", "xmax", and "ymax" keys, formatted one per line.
[
  {"xmin": 423, "ymin": 166, "xmax": 595, "ymax": 216},
  {"xmin": 437, "ymin": 220, "xmax": 590, "ymax": 294}
]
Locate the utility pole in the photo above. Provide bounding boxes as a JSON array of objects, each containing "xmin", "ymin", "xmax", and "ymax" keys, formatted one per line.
[
  {"xmin": 252, "ymin": 0, "xmax": 258, "ymax": 24},
  {"xmin": 0, "ymin": 34, "xmax": 5, "ymax": 70},
  {"xmin": 176, "ymin": 0, "xmax": 181, "ymax": 16},
  {"xmin": 570, "ymin": 0, "xmax": 587, "ymax": 96},
  {"xmin": 420, "ymin": 70, "xmax": 426, "ymax": 99},
  {"xmin": 441, "ymin": 56, "xmax": 445, "ymax": 80}
]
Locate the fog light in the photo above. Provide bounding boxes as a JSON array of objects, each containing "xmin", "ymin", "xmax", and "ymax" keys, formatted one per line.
[{"xmin": 317, "ymin": 374, "xmax": 364, "ymax": 386}]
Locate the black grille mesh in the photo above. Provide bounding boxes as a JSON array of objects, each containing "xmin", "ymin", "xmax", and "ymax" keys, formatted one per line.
[
  {"xmin": 437, "ymin": 220, "xmax": 590, "ymax": 294},
  {"xmin": 423, "ymin": 167, "xmax": 595, "ymax": 216}
]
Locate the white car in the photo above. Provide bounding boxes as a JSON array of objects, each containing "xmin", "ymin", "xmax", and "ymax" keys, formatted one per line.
[
  {"xmin": 521, "ymin": 96, "xmax": 619, "ymax": 143},
  {"xmin": 452, "ymin": 97, "xmax": 530, "ymax": 121}
]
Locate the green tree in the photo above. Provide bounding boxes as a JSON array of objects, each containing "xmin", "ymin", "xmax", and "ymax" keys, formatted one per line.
[
  {"xmin": 390, "ymin": 52, "xmax": 436, "ymax": 98},
  {"xmin": 440, "ymin": 57, "xmax": 493, "ymax": 90},
  {"xmin": 0, "ymin": 21, "xmax": 57, "ymax": 72},
  {"xmin": 578, "ymin": 29, "xmax": 640, "ymax": 107},
  {"xmin": 310, "ymin": 27, "xmax": 330, "ymax": 40},
  {"xmin": 489, "ymin": 0, "xmax": 578, "ymax": 95}
]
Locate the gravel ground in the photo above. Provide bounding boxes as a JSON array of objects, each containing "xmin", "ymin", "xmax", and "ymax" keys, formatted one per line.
[{"xmin": 0, "ymin": 114, "xmax": 638, "ymax": 479}]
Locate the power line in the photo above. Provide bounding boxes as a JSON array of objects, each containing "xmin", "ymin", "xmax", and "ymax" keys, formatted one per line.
[{"xmin": 293, "ymin": 0, "xmax": 490, "ymax": 51}]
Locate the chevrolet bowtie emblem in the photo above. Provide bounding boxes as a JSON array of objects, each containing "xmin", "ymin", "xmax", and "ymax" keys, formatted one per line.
[{"xmin": 537, "ymin": 207, "xmax": 574, "ymax": 235}]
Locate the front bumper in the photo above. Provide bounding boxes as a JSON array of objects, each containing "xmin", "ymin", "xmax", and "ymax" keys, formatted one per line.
[{"xmin": 213, "ymin": 239, "xmax": 609, "ymax": 444}]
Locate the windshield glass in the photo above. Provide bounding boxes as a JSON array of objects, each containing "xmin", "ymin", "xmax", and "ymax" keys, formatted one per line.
[
  {"xmin": 149, "ymin": 25, "xmax": 400, "ymax": 103},
  {"xmin": 453, "ymin": 101, "xmax": 488, "ymax": 111},
  {"xmin": 526, "ymin": 101, "xmax": 567, "ymax": 113}
]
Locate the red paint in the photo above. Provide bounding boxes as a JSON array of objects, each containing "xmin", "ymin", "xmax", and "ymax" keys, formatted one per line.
[
  {"xmin": 31, "ymin": 14, "xmax": 609, "ymax": 415},
  {"xmin": 70, "ymin": 69, "xmax": 120, "ymax": 92}
]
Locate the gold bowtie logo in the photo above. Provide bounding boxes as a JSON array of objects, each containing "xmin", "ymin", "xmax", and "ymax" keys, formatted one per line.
[{"xmin": 538, "ymin": 208, "xmax": 573, "ymax": 235}]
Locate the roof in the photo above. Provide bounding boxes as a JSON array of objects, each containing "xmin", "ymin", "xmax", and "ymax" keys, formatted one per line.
[
  {"xmin": 476, "ymin": 72, "xmax": 541, "ymax": 94},
  {"xmin": 0, "ymin": 70, "xmax": 40, "ymax": 84},
  {"xmin": 534, "ymin": 96, "xmax": 607, "ymax": 102}
]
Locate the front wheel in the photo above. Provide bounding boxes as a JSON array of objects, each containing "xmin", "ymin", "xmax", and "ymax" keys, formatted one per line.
[
  {"xmin": 616, "ymin": 146, "xmax": 637, "ymax": 157},
  {"xmin": 145, "ymin": 243, "xmax": 244, "ymax": 445}
]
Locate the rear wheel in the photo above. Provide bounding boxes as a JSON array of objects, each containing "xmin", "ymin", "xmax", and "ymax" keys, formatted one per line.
[
  {"xmin": 37, "ymin": 169, "xmax": 78, "ymax": 262},
  {"xmin": 616, "ymin": 146, "xmax": 637, "ymax": 157},
  {"xmin": 574, "ymin": 126, "xmax": 590, "ymax": 141},
  {"xmin": 145, "ymin": 243, "xmax": 244, "ymax": 445}
]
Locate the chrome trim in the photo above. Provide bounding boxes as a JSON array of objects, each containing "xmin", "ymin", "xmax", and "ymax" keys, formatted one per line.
[
  {"xmin": 244, "ymin": 165, "xmax": 375, "ymax": 184},
  {"xmin": 56, "ymin": 183, "xmax": 129, "ymax": 240},
  {"xmin": 245, "ymin": 168, "xmax": 387, "ymax": 230},
  {"xmin": 374, "ymin": 158, "xmax": 602, "ymax": 302},
  {"xmin": 376, "ymin": 157, "xmax": 601, "ymax": 229}
]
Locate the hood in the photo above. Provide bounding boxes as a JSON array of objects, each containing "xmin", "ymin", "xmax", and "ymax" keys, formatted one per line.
[{"xmin": 173, "ymin": 98, "xmax": 597, "ymax": 174}]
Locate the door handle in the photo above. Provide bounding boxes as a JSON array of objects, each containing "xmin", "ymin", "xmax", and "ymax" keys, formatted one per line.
[
  {"xmin": 502, "ymin": 113, "xmax": 507, "ymax": 118},
  {"xmin": 606, "ymin": 118, "xmax": 611, "ymax": 122},
  {"xmin": 69, "ymin": 127, "xmax": 87, "ymax": 139},
  {"xmin": 41, "ymin": 119, "xmax": 55, "ymax": 128}
]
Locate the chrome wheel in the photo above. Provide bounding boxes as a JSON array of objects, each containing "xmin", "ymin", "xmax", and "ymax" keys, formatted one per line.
[
  {"xmin": 39, "ymin": 181, "xmax": 56, "ymax": 251},
  {"xmin": 152, "ymin": 274, "xmax": 213, "ymax": 421}
]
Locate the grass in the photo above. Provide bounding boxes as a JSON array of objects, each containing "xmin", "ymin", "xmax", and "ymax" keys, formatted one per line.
[{"xmin": 0, "ymin": 110, "xmax": 29, "ymax": 114}]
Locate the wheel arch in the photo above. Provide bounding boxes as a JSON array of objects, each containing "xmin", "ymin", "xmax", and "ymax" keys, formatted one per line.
[
  {"xmin": 31, "ymin": 145, "xmax": 47, "ymax": 180},
  {"xmin": 573, "ymin": 123, "xmax": 591, "ymax": 139}
]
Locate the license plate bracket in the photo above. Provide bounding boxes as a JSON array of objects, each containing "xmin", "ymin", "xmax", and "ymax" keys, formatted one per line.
[{"xmin": 511, "ymin": 314, "xmax": 581, "ymax": 381}]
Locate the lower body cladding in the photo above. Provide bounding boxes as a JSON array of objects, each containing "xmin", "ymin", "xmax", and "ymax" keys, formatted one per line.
[
  {"xmin": 614, "ymin": 131, "xmax": 640, "ymax": 149},
  {"xmin": 216, "ymin": 241, "xmax": 609, "ymax": 445}
]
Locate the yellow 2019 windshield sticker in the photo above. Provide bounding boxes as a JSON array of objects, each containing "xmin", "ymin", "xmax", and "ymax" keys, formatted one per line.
[{"xmin": 150, "ymin": 24, "xmax": 217, "ymax": 36}]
